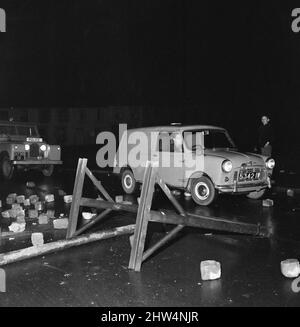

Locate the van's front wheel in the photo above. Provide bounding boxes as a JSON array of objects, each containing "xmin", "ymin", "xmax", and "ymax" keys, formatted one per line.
[
  {"xmin": 190, "ymin": 176, "xmax": 216, "ymax": 206},
  {"xmin": 121, "ymin": 169, "xmax": 137, "ymax": 194}
]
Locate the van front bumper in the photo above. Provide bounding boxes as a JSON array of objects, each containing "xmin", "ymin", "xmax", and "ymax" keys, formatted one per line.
[{"xmin": 215, "ymin": 179, "xmax": 270, "ymax": 194}]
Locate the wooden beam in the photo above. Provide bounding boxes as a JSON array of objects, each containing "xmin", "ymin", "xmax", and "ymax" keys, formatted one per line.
[{"xmin": 0, "ymin": 225, "xmax": 135, "ymax": 267}]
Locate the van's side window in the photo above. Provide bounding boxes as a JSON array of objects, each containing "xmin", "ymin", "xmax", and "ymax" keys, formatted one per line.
[{"xmin": 158, "ymin": 132, "xmax": 174, "ymax": 152}]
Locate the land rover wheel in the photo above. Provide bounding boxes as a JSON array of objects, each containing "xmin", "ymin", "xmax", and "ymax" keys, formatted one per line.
[
  {"xmin": 0, "ymin": 154, "xmax": 14, "ymax": 180},
  {"xmin": 121, "ymin": 169, "xmax": 137, "ymax": 194},
  {"xmin": 42, "ymin": 164, "xmax": 54, "ymax": 177},
  {"xmin": 246, "ymin": 189, "xmax": 266, "ymax": 200},
  {"xmin": 191, "ymin": 176, "xmax": 216, "ymax": 206}
]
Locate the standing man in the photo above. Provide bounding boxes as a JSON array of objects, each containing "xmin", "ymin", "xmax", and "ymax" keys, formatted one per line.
[{"xmin": 258, "ymin": 115, "xmax": 273, "ymax": 156}]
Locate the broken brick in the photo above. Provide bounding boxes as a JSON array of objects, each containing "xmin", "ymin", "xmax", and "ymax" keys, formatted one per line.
[
  {"xmin": 12, "ymin": 203, "xmax": 21, "ymax": 210},
  {"xmin": 45, "ymin": 194, "xmax": 55, "ymax": 203},
  {"xmin": 8, "ymin": 222, "xmax": 26, "ymax": 233},
  {"xmin": 262, "ymin": 199, "xmax": 274, "ymax": 207},
  {"xmin": 16, "ymin": 195, "xmax": 25, "ymax": 204},
  {"xmin": 2, "ymin": 210, "xmax": 10, "ymax": 218},
  {"xmin": 63, "ymin": 195, "xmax": 72, "ymax": 203},
  {"xmin": 115, "ymin": 195, "xmax": 123, "ymax": 203},
  {"xmin": 29, "ymin": 195, "xmax": 39, "ymax": 204},
  {"xmin": 35, "ymin": 202, "xmax": 43, "ymax": 211},
  {"xmin": 53, "ymin": 218, "xmax": 69, "ymax": 229},
  {"xmin": 281, "ymin": 259, "xmax": 300, "ymax": 278},
  {"xmin": 200, "ymin": 260, "xmax": 221, "ymax": 281},
  {"xmin": 6, "ymin": 197, "xmax": 15, "ymax": 205},
  {"xmin": 23, "ymin": 199, "xmax": 30, "ymax": 206},
  {"xmin": 28, "ymin": 209, "xmax": 39, "ymax": 219},
  {"xmin": 38, "ymin": 214, "xmax": 49, "ymax": 225},
  {"xmin": 31, "ymin": 233, "xmax": 44, "ymax": 246}
]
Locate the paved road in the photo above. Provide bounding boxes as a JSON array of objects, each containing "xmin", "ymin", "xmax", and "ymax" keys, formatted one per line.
[{"xmin": 0, "ymin": 169, "xmax": 300, "ymax": 306}]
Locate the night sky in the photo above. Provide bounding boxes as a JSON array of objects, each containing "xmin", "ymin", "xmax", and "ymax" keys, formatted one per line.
[{"xmin": 0, "ymin": 0, "xmax": 300, "ymax": 152}]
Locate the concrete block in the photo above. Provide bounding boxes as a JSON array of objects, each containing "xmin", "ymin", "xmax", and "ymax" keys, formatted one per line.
[
  {"xmin": 115, "ymin": 195, "xmax": 123, "ymax": 203},
  {"xmin": 35, "ymin": 202, "xmax": 43, "ymax": 211},
  {"xmin": 9, "ymin": 209, "xmax": 18, "ymax": 218},
  {"xmin": 46, "ymin": 210, "xmax": 55, "ymax": 219},
  {"xmin": 53, "ymin": 218, "xmax": 69, "ymax": 229},
  {"xmin": 8, "ymin": 222, "xmax": 26, "ymax": 233},
  {"xmin": 2, "ymin": 210, "xmax": 10, "ymax": 218},
  {"xmin": 31, "ymin": 233, "xmax": 44, "ymax": 246},
  {"xmin": 12, "ymin": 203, "xmax": 21, "ymax": 210},
  {"xmin": 38, "ymin": 214, "xmax": 49, "ymax": 225},
  {"xmin": 29, "ymin": 195, "xmax": 39, "ymax": 204},
  {"xmin": 23, "ymin": 199, "xmax": 30, "ymax": 206},
  {"xmin": 7, "ymin": 193, "xmax": 17, "ymax": 200},
  {"xmin": 16, "ymin": 216, "xmax": 25, "ymax": 223},
  {"xmin": 287, "ymin": 189, "xmax": 295, "ymax": 197},
  {"xmin": 28, "ymin": 209, "xmax": 39, "ymax": 219},
  {"xmin": 6, "ymin": 197, "xmax": 15, "ymax": 205},
  {"xmin": 262, "ymin": 199, "xmax": 274, "ymax": 207},
  {"xmin": 26, "ymin": 181, "xmax": 36, "ymax": 188},
  {"xmin": 63, "ymin": 195, "xmax": 72, "ymax": 203},
  {"xmin": 45, "ymin": 194, "xmax": 55, "ymax": 203},
  {"xmin": 82, "ymin": 212, "xmax": 96, "ymax": 220},
  {"xmin": 281, "ymin": 259, "xmax": 300, "ymax": 278},
  {"xmin": 200, "ymin": 260, "xmax": 221, "ymax": 281},
  {"xmin": 16, "ymin": 195, "xmax": 25, "ymax": 204}
]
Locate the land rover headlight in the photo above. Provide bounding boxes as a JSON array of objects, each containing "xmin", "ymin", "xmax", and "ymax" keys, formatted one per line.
[
  {"xmin": 266, "ymin": 158, "xmax": 275, "ymax": 169},
  {"xmin": 25, "ymin": 144, "xmax": 30, "ymax": 151},
  {"xmin": 40, "ymin": 144, "xmax": 47, "ymax": 152},
  {"xmin": 222, "ymin": 160, "xmax": 233, "ymax": 173}
]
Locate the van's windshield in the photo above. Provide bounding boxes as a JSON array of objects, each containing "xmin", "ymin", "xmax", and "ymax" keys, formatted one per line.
[{"xmin": 184, "ymin": 129, "xmax": 236, "ymax": 150}]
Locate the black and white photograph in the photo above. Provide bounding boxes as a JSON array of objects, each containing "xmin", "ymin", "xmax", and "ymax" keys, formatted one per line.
[{"xmin": 0, "ymin": 0, "xmax": 300, "ymax": 311}]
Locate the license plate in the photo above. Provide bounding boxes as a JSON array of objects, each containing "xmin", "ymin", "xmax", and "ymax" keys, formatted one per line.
[{"xmin": 239, "ymin": 171, "xmax": 259, "ymax": 181}]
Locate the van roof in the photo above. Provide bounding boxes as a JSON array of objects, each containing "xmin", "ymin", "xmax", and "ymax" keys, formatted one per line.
[{"xmin": 127, "ymin": 125, "xmax": 225, "ymax": 133}]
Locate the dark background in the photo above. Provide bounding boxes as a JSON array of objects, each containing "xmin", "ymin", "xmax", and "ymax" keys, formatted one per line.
[{"xmin": 0, "ymin": 0, "xmax": 299, "ymax": 156}]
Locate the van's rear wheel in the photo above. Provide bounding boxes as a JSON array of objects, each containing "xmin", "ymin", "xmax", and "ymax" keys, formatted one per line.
[
  {"xmin": 121, "ymin": 169, "xmax": 137, "ymax": 194},
  {"xmin": 190, "ymin": 176, "xmax": 216, "ymax": 206},
  {"xmin": 246, "ymin": 189, "xmax": 266, "ymax": 200},
  {"xmin": 0, "ymin": 154, "xmax": 14, "ymax": 180},
  {"xmin": 42, "ymin": 164, "xmax": 54, "ymax": 177}
]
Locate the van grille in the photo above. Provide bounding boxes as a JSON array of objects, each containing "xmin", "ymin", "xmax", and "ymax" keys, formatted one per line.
[{"xmin": 29, "ymin": 143, "xmax": 39, "ymax": 158}]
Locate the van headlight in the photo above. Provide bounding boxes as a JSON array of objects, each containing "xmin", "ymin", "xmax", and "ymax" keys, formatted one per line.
[
  {"xmin": 266, "ymin": 158, "xmax": 275, "ymax": 169},
  {"xmin": 25, "ymin": 144, "xmax": 30, "ymax": 151},
  {"xmin": 40, "ymin": 144, "xmax": 47, "ymax": 152},
  {"xmin": 222, "ymin": 160, "xmax": 233, "ymax": 173}
]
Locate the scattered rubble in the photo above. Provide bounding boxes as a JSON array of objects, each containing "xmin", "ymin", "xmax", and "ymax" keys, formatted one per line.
[
  {"xmin": 26, "ymin": 181, "xmax": 36, "ymax": 188},
  {"xmin": 82, "ymin": 212, "xmax": 96, "ymax": 220},
  {"xmin": 281, "ymin": 259, "xmax": 300, "ymax": 278},
  {"xmin": 12, "ymin": 203, "xmax": 21, "ymax": 210},
  {"xmin": 262, "ymin": 199, "xmax": 274, "ymax": 207},
  {"xmin": 46, "ymin": 210, "xmax": 55, "ymax": 219},
  {"xmin": 200, "ymin": 260, "xmax": 221, "ymax": 281},
  {"xmin": 23, "ymin": 199, "xmax": 30, "ymax": 206},
  {"xmin": 35, "ymin": 202, "xmax": 43, "ymax": 211},
  {"xmin": 63, "ymin": 195, "xmax": 72, "ymax": 203},
  {"xmin": 38, "ymin": 214, "xmax": 49, "ymax": 225},
  {"xmin": 45, "ymin": 194, "xmax": 55, "ymax": 202},
  {"xmin": 8, "ymin": 222, "xmax": 26, "ymax": 233},
  {"xmin": 16, "ymin": 195, "xmax": 25, "ymax": 204},
  {"xmin": 29, "ymin": 195, "xmax": 39, "ymax": 204},
  {"xmin": 31, "ymin": 233, "xmax": 44, "ymax": 246},
  {"xmin": 2, "ymin": 210, "xmax": 10, "ymax": 218},
  {"xmin": 6, "ymin": 197, "xmax": 15, "ymax": 205},
  {"xmin": 16, "ymin": 216, "xmax": 25, "ymax": 224},
  {"xmin": 28, "ymin": 209, "xmax": 39, "ymax": 219},
  {"xmin": 53, "ymin": 218, "xmax": 69, "ymax": 229}
]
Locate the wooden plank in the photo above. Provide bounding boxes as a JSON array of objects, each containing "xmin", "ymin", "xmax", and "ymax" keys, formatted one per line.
[
  {"xmin": 66, "ymin": 158, "xmax": 87, "ymax": 239},
  {"xmin": 85, "ymin": 167, "xmax": 114, "ymax": 203},
  {"xmin": 129, "ymin": 162, "xmax": 157, "ymax": 271},
  {"xmin": 73, "ymin": 209, "xmax": 112, "ymax": 237},
  {"xmin": 0, "ymin": 224, "xmax": 135, "ymax": 266}
]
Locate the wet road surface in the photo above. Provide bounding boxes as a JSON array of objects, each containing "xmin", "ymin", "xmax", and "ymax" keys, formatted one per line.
[{"xmin": 0, "ymin": 169, "xmax": 300, "ymax": 306}]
